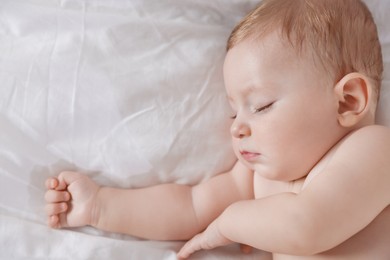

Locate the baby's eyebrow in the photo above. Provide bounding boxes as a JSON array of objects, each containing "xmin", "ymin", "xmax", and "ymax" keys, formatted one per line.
[{"xmin": 226, "ymin": 85, "xmax": 265, "ymax": 102}]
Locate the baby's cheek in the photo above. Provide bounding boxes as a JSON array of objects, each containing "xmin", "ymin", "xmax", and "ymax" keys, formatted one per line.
[{"xmin": 231, "ymin": 140, "xmax": 240, "ymax": 157}]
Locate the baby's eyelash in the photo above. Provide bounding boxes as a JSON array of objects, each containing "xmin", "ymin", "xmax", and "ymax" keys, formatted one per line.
[
  {"xmin": 230, "ymin": 102, "xmax": 274, "ymax": 119},
  {"xmin": 254, "ymin": 102, "xmax": 274, "ymax": 113}
]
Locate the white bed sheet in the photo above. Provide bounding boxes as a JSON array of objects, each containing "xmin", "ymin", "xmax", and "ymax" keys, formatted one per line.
[{"xmin": 0, "ymin": 0, "xmax": 389, "ymax": 259}]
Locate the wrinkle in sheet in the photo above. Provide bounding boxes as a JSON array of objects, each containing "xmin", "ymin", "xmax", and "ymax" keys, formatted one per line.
[
  {"xmin": 99, "ymin": 106, "xmax": 155, "ymax": 178},
  {"xmin": 0, "ymin": 77, "xmax": 18, "ymax": 110},
  {"xmin": 69, "ymin": 1, "xmax": 86, "ymax": 159},
  {"xmin": 45, "ymin": 1, "xmax": 60, "ymax": 138},
  {"xmin": 163, "ymin": 96, "xmax": 214, "ymax": 155}
]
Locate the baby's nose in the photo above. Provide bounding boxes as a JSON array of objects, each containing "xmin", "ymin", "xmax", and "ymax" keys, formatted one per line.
[{"xmin": 231, "ymin": 121, "xmax": 251, "ymax": 138}]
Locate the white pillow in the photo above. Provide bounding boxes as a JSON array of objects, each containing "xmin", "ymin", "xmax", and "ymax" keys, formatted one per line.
[
  {"xmin": 0, "ymin": 0, "xmax": 259, "ymax": 191},
  {"xmin": 0, "ymin": 0, "xmax": 388, "ymax": 194},
  {"xmin": 365, "ymin": 0, "xmax": 390, "ymax": 127}
]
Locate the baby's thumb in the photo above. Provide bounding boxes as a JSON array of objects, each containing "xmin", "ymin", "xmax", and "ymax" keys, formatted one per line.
[{"xmin": 56, "ymin": 171, "xmax": 82, "ymax": 190}]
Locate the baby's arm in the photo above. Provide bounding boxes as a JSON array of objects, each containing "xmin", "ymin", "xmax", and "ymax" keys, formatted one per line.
[
  {"xmin": 45, "ymin": 161, "xmax": 254, "ymax": 240},
  {"xmin": 220, "ymin": 126, "xmax": 390, "ymax": 254},
  {"xmin": 179, "ymin": 125, "xmax": 390, "ymax": 257}
]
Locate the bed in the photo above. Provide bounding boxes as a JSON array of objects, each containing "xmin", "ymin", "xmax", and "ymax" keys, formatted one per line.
[{"xmin": 0, "ymin": 0, "xmax": 389, "ymax": 259}]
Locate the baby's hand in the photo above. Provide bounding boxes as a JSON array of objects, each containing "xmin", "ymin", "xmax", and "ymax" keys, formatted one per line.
[
  {"xmin": 44, "ymin": 171, "xmax": 100, "ymax": 229},
  {"xmin": 177, "ymin": 220, "xmax": 233, "ymax": 259}
]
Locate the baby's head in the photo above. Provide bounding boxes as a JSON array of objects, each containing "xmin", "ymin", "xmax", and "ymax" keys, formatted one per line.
[
  {"xmin": 227, "ymin": 0, "xmax": 383, "ymax": 108},
  {"xmin": 224, "ymin": 0, "xmax": 383, "ymax": 181}
]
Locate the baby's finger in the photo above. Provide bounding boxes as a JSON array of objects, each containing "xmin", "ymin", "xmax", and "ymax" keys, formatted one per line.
[
  {"xmin": 45, "ymin": 178, "xmax": 59, "ymax": 190},
  {"xmin": 57, "ymin": 171, "xmax": 86, "ymax": 190},
  {"xmin": 177, "ymin": 235, "xmax": 202, "ymax": 259},
  {"xmin": 45, "ymin": 202, "xmax": 68, "ymax": 216},
  {"xmin": 45, "ymin": 190, "xmax": 70, "ymax": 203},
  {"xmin": 48, "ymin": 215, "xmax": 60, "ymax": 228}
]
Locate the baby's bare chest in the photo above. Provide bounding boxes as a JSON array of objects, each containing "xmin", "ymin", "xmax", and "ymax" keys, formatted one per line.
[
  {"xmin": 253, "ymin": 145, "xmax": 337, "ymax": 199},
  {"xmin": 253, "ymin": 173, "xmax": 306, "ymax": 199}
]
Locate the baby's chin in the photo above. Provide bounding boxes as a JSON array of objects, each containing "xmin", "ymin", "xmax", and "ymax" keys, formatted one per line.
[{"xmin": 251, "ymin": 164, "xmax": 296, "ymax": 182}]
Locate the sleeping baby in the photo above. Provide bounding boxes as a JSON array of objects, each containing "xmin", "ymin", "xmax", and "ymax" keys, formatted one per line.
[{"xmin": 44, "ymin": 0, "xmax": 390, "ymax": 259}]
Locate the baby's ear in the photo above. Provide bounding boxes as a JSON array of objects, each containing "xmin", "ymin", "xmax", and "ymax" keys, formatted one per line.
[{"xmin": 334, "ymin": 72, "xmax": 373, "ymax": 128}]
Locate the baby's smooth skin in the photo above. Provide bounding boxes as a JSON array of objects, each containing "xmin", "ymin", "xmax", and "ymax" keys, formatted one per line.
[{"xmin": 45, "ymin": 32, "xmax": 390, "ymax": 259}]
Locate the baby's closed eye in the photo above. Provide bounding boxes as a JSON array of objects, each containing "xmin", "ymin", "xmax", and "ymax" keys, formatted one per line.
[{"xmin": 254, "ymin": 101, "xmax": 274, "ymax": 114}]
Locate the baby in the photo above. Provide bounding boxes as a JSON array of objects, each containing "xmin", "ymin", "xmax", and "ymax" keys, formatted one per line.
[{"xmin": 45, "ymin": 0, "xmax": 390, "ymax": 259}]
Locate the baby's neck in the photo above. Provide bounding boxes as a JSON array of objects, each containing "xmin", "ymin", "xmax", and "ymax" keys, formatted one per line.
[{"xmin": 302, "ymin": 137, "xmax": 343, "ymax": 190}]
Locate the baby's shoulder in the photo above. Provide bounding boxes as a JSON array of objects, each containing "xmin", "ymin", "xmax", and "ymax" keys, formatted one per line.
[
  {"xmin": 353, "ymin": 124, "xmax": 390, "ymax": 135},
  {"xmin": 303, "ymin": 125, "xmax": 390, "ymax": 190},
  {"xmin": 342, "ymin": 125, "xmax": 390, "ymax": 148},
  {"xmin": 333, "ymin": 125, "xmax": 390, "ymax": 165}
]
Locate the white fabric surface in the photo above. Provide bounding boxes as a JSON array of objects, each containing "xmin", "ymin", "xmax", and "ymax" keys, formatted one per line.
[{"xmin": 0, "ymin": 0, "xmax": 389, "ymax": 259}]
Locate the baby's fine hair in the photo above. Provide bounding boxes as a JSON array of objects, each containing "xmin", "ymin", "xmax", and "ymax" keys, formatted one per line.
[{"xmin": 227, "ymin": 0, "xmax": 383, "ymax": 98}]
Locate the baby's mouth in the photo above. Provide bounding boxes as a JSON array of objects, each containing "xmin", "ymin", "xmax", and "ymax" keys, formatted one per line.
[{"xmin": 240, "ymin": 150, "xmax": 261, "ymax": 161}]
